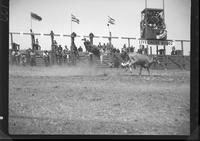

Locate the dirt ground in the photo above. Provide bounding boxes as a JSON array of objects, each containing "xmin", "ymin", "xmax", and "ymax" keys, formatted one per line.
[{"xmin": 8, "ymin": 64, "xmax": 190, "ymax": 135}]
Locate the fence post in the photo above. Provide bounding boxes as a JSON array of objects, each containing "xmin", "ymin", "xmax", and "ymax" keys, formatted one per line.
[
  {"xmin": 181, "ymin": 41, "xmax": 185, "ymax": 69},
  {"xmin": 150, "ymin": 46, "xmax": 152, "ymax": 55},
  {"xmin": 156, "ymin": 45, "xmax": 158, "ymax": 55}
]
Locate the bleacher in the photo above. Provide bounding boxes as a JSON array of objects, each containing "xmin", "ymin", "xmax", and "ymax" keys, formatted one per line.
[
  {"xmin": 35, "ymin": 56, "xmax": 45, "ymax": 66},
  {"xmin": 10, "ymin": 49, "xmax": 190, "ymax": 70},
  {"xmin": 150, "ymin": 55, "xmax": 190, "ymax": 70}
]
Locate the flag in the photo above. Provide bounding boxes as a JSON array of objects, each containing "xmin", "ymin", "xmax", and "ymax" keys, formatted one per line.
[
  {"xmin": 108, "ymin": 16, "xmax": 115, "ymax": 25},
  {"xmin": 31, "ymin": 12, "xmax": 42, "ymax": 21},
  {"xmin": 71, "ymin": 14, "xmax": 80, "ymax": 24}
]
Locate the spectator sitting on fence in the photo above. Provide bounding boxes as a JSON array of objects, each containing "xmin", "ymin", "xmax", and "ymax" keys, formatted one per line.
[
  {"xmin": 78, "ymin": 46, "xmax": 83, "ymax": 52},
  {"xmin": 171, "ymin": 46, "xmax": 177, "ymax": 55}
]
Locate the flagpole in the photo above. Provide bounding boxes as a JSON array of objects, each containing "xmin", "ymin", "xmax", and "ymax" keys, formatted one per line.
[
  {"xmin": 71, "ymin": 14, "xmax": 72, "ymax": 34},
  {"xmin": 107, "ymin": 23, "xmax": 110, "ymax": 33},
  {"xmin": 30, "ymin": 13, "xmax": 32, "ymax": 30},
  {"xmin": 163, "ymin": 0, "xmax": 165, "ymax": 23}
]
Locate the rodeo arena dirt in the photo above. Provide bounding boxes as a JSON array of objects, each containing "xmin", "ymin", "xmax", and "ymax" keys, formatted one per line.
[{"xmin": 8, "ymin": 0, "xmax": 191, "ymax": 136}]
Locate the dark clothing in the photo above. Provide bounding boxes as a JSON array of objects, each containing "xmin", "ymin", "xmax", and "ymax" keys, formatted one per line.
[
  {"xmin": 78, "ymin": 47, "xmax": 83, "ymax": 52},
  {"xmin": 144, "ymin": 48, "xmax": 148, "ymax": 55},
  {"xmin": 112, "ymin": 52, "xmax": 121, "ymax": 68},
  {"xmin": 58, "ymin": 46, "xmax": 63, "ymax": 52},
  {"xmin": 55, "ymin": 50, "xmax": 62, "ymax": 65},
  {"xmin": 44, "ymin": 56, "xmax": 50, "ymax": 66},
  {"xmin": 130, "ymin": 47, "xmax": 134, "ymax": 52},
  {"xmin": 63, "ymin": 51, "xmax": 69, "ymax": 64},
  {"xmin": 26, "ymin": 50, "xmax": 31, "ymax": 65},
  {"xmin": 30, "ymin": 52, "xmax": 36, "ymax": 66},
  {"xmin": 159, "ymin": 49, "xmax": 165, "ymax": 55},
  {"xmin": 137, "ymin": 49, "xmax": 143, "ymax": 54},
  {"xmin": 11, "ymin": 50, "xmax": 16, "ymax": 65},
  {"xmin": 171, "ymin": 50, "xmax": 177, "ymax": 55},
  {"xmin": 73, "ymin": 46, "xmax": 78, "ymax": 52},
  {"xmin": 15, "ymin": 51, "xmax": 21, "ymax": 65},
  {"xmin": 21, "ymin": 54, "xmax": 26, "ymax": 66}
]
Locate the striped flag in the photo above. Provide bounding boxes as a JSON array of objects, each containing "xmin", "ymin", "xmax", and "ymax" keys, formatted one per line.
[
  {"xmin": 31, "ymin": 12, "xmax": 42, "ymax": 21},
  {"xmin": 71, "ymin": 14, "xmax": 80, "ymax": 24},
  {"xmin": 108, "ymin": 16, "xmax": 115, "ymax": 25}
]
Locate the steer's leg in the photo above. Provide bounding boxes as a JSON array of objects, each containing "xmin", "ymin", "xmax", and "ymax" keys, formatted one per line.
[
  {"xmin": 133, "ymin": 64, "xmax": 136, "ymax": 69},
  {"xmin": 125, "ymin": 66, "xmax": 128, "ymax": 72},
  {"xmin": 129, "ymin": 62, "xmax": 135, "ymax": 73},
  {"xmin": 129, "ymin": 64, "xmax": 133, "ymax": 73},
  {"xmin": 147, "ymin": 67, "xmax": 150, "ymax": 76},
  {"xmin": 139, "ymin": 66, "xmax": 143, "ymax": 76}
]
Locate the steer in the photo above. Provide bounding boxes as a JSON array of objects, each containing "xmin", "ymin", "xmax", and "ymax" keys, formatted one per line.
[{"xmin": 121, "ymin": 53, "xmax": 160, "ymax": 76}]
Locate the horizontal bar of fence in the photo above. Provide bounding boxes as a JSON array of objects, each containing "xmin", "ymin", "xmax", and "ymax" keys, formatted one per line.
[
  {"xmin": 9, "ymin": 32, "xmax": 20, "ymax": 35},
  {"xmin": 63, "ymin": 35, "xmax": 71, "ymax": 37},
  {"xmin": 121, "ymin": 37, "xmax": 136, "ymax": 39},
  {"xmin": 83, "ymin": 36, "xmax": 100, "ymax": 38},
  {"xmin": 175, "ymin": 40, "xmax": 190, "ymax": 42},
  {"xmin": 102, "ymin": 36, "xmax": 119, "ymax": 39},
  {"xmin": 9, "ymin": 32, "xmax": 191, "ymax": 43}
]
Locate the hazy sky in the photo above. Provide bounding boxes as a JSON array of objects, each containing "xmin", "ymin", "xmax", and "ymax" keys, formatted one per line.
[{"xmin": 9, "ymin": 0, "xmax": 191, "ymax": 55}]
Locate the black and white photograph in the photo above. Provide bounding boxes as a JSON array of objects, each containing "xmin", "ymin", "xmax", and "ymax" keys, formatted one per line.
[{"xmin": 8, "ymin": 0, "xmax": 191, "ymax": 135}]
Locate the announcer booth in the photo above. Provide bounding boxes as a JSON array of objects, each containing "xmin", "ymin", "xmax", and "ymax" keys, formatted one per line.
[
  {"xmin": 139, "ymin": 7, "xmax": 189, "ymax": 70},
  {"xmin": 140, "ymin": 7, "xmax": 170, "ymax": 54},
  {"xmin": 140, "ymin": 8, "xmax": 167, "ymax": 40}
]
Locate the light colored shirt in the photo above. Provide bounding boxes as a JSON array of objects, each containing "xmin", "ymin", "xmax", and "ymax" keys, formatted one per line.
[{"xmin": 11, "ymin": 51, "xmax": 15, "ymax": 56}]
